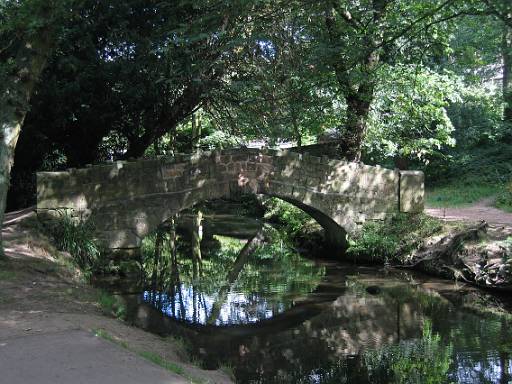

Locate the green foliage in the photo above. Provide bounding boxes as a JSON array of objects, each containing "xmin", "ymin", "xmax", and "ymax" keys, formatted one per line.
[
  {"xmin": 427, "ymin": 183, "xmax": 499, "ymax": 208},
  {"xmin": 198, "ymin": 130, "xmax": 241, "ymax": 150},
  {"xmin": 97, "ymin": 291, "xmax": 126, "ymax": 319},
  {"xmin": 365, "ymin": 321, "xmax": 453, "ymax": 384},
  {"xmin": 367, "ymin": 65, "xmax": 460, "ymax": 162},
  {"xmin": 263, "ymin": 198, "xmax": 312, "ymax": 236},
  {"xmin": 425, "ymin": 142, "xmax": 512, "ymax": 209},
  {"xmin": 442, "ymin": 15, "xmax": 502, "ymax": 85},
  {"xmin": 425, "ymin": 142, "xmax": 512, "ymax": 186},
  {"xmin": 0, "ymin": 270, "xmax": 16, "ymax": 280},
  {"xmin": 348, "ymin": 214, "xmax": 443, "ymax": 264},
  {"xmin": 45, "ymin": 214, "xmax": 101, "ymax": 272},
  {"xmin": 347, "ymin": 221, "xmax": 398, "ymax": 262},
  {"xmin": 496, "ymin": 181, "xmax": 512, "ymax": 212},
  {"xmin": 137, "ymin": 351, "xmax": 185, "ymax": 376},
  {"xmin": 447, "ymin": 85, "xmax": 505, "ymax": 147}
]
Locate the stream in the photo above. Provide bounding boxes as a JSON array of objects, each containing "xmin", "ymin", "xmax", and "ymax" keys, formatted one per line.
[{"xmin": 97, "ymin": 211, "xmax": 512, "ymax": 383}]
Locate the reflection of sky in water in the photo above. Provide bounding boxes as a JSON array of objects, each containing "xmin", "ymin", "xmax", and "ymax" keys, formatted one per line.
[
  {"xmin": 452, "ymin": 352, "xmax": 512, "ymax": 383},
  {"xmin": 143, "ymin": 284, "xmax": 289, "ymax": 325}
]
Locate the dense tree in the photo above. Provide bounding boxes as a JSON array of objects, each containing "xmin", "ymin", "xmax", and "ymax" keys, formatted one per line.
[
  {"xmin": 0, "ymin": 0, "xmax": 80, "ymax": 255},
  {"xmin": 3, "ymin": 0, "xmax": 512, "ymax": 255},
  {"xmin": 7, "ymin": 0, "xmax": 269, "ymax": 209},
  {"xmin": 307, "ymin": 0, "xmax": 480, "ymax": 160},
  {"xmin": 366, "ymin": 64, "xmax": 460, "ymax": 166},
  {"xmin": 480, "ymin": 0, "xmax": 512, "ymax": 126},
  {"xmin": 17, "ymin": 0, "xmax": 259, "ymax": 166},
  {"xmin": 209, "ymin": 14, "xmax": 341, "ymax": 147}
]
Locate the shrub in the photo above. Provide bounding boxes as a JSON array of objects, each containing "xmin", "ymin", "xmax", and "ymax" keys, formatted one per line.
[
  {"xmin": 347, "ymin": 221, "xmax": 399, "ymax": 262},
  {"xmin": 98, "ymin": 291, "xmax": 126, "ymax": 319},
  {"xmin": 348, "ymin": 213, "xmax": 443, "ymax": 264},
  {"xmin": 263, "ymin": 197, "xmax": 311, "ymax": 236},
  {"xmin": 46, "ymin": 214, "xmax": 101, "ymax": 271},
  {"xmin": 496, "ymin": 181, "xmax": 512, "ymax": 213}
]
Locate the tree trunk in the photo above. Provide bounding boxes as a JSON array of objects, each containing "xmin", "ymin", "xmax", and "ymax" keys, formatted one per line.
[
  {"xmin": 191, "ymin": 210, "xmax": 203, "ymax": 278},
  {"xmin": 340, "ymin": 89, "xmax": 373, "ymax": 161},
  {"xmin": 503, "ymin": 23, "xmax": 512, "ymax": 126},
  {"xmin": 191, "ymin": 112, "xmax": 202, "ymax": 153},
  {"xmin": 0, "ymin": 32, "xmax": 54, "ymax": 257},
  {"xmin": 151, "ymin": 228, "xmax": 165, "ymax": 287},
  {"xmin": 207, "ymin": 230, "xmax": 265, "ymax": 324}
]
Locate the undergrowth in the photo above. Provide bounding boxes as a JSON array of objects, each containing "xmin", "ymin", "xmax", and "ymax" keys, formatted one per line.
[
  {"xmin": 347, "ymin": 213, "xmax": 444, "ymax": 264},
  {"xmin": 426, "ymin": 182, "xmax": 498, "ymax": 208},
  {"xmin": 44, "ymin": 213, "xmax": 101, "ymax": 273},
  {"xmin": 425, "ymin": 142, "xmax": 512, "ymax": 209},
  {"xmin": 262, "ymin": 197, "xmax": 324, "ymax": 252},
  {"xmin": 263, "ymin": 197, "xmax": 312, "ymax": 236},
  {"xmin": 496, "ymin": 181, "xmax": 512, "ymax": 212},
  {"xmin": 97, "ymin": 291, "xmax": 127, "ymax": 319}
]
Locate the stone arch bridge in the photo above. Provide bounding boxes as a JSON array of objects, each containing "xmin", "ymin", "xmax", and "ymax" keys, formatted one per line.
[{"xmin": 36, "ymin": 148, "xmax": 424, "ymax": 257}]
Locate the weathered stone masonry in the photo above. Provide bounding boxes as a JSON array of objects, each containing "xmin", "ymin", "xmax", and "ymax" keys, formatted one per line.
[{"xmin": 36, "ymin": 148, "xmax": 424, "ymax": 257}]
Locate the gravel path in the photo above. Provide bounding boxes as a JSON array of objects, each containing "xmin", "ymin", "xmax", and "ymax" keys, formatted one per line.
[{"xmin": 426, "ymin": 198, "xmax": 512, "ymax": 228}]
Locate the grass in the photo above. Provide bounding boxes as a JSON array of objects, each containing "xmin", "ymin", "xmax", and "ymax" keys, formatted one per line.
[
  {"xmin": 138, "ymin": 351, "xmax": 186, "ymax": 375},
  {"xmin": 426, "ymin": 182, "xmax": 499, "ymax": 208},
  {"xmin": 97, "ymin": 291, "xmax": 126, "ymax": 319},
  {"xmin": 0, "ymin": 270, "xmax": 17, "ymax": 280},
  {"xmin": 496, "ymin": 181, "xmax": 512, "ymax": 212},
  {"xmin": 424, "ymin": 141, "xmax": 512, "ymax": 210},
  {"xmin": 427, "ymin": 180, "xmax": 512, "ymax": 212},
  {"xmin": 94, "ymin": 328, "xmax": 129, "ymax": 349},
  {"xmin": 94, "ymin": 329, "xmax": 205, "ymax": 384},
  {"xmin": 44, "ymin": 213, "xmax": 101, "ymax": 272}
]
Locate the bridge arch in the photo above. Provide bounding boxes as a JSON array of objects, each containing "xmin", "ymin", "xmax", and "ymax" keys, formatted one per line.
[{"xmin": 36, "ymin": 148, "xmax": 424, "ymax": 258}]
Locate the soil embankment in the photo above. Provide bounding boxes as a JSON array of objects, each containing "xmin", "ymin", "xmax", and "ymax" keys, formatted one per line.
[{"xmin": 410, "ymin": 200, "xmax": 512, "ymax": 290}]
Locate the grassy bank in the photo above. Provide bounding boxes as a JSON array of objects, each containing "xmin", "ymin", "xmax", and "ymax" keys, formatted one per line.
[
  {"xmin": 347, "ymin": 213, "xmax": 445, "ymax": 264},
  {"xmin": 425, "ymin": 142, "xmax": 512, "ymax": 211}
]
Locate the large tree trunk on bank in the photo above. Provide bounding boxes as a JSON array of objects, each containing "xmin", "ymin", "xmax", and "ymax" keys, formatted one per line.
[
  {"xmin": 324, "ymin": 2, "xmax": 383, "ymax": 162},
  {"xmin": 339, "ymin": 89, "xmax": 373, "ymax": 162},
  {"xmin": 503, "ymin": 24, "xmax": 512, "ymax": 126},
  {"xmin": 0, "ymin": 33, "xmax": 54, "ymax": 257}
]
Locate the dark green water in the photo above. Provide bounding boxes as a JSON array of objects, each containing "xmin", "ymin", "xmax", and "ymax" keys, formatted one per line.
[{"xmin": 103, "ymin": 215, "xmax": 512, "ymax": 383}]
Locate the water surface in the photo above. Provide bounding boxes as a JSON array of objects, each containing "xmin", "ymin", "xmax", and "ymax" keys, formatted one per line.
[{"xmin": 102, "ymin": 214, "xmax": 512, "ymax": 383}]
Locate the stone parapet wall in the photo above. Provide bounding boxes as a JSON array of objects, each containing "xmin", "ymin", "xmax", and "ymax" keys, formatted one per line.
[{"xmin": 37, "ymin": 148, "xmax": 424, "ymax": 254}]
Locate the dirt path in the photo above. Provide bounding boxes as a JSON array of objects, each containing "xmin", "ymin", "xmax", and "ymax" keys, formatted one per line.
[
  {"xmin": 426, "ymin": 198, "xmax": 512, "ymax": 229},
  {"xmin": 0, "ymin": 208, "xmax": 232, "ymax": 384}
]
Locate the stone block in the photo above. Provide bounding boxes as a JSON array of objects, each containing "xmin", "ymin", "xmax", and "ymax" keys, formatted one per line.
[
  {"xmin": 97, "ymin": 229, "xmax": 140, "ymax": 249},
  {"xmin": 399, "ymin": 171, "xmax": 424, "ymax": 213}
]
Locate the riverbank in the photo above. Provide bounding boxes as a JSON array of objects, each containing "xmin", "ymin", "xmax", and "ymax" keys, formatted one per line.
[
  {"xmin": 0, "ymin": 208, "xmax": 233, "ymax": 384},
  {"xmin": 343, "ymin": 200, "xmax": 512, "ymax": 291}
]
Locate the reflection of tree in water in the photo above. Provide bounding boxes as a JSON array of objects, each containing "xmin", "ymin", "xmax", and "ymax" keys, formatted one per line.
[
  {"xmin": 285, "ymin": 321, "xmax": 451, "ymax": 384},
  {"xmin": 137, "ymin": 215, "xmax": 512, "ymax": 383},
  {"xmin": 139, "ymin": 215, "xmax": 325, "ymax": 325},
  {"xmin": 363, "ymin": 321, "xmax": 452, "ymax": 384}
]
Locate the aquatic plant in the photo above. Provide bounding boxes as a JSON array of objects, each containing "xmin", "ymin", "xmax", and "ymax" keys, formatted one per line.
[{"xmin": 364, "ymin": 320, "xmax": 452, "ymax": 384}]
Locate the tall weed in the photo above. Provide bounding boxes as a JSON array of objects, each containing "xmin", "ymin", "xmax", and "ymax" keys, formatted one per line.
[{"xmin": 46, "ymin": 214, "xmax": 101, "ymax": 271}]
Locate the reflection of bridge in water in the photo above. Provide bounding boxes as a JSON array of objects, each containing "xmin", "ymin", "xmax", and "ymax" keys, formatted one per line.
[
  {"xmin": 37, "ymin": 145, "xmax": 424, "ymax": 259},
  {"xmin": 121, "ymin": 265, "xmax": 427, "ymax": 376}
]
